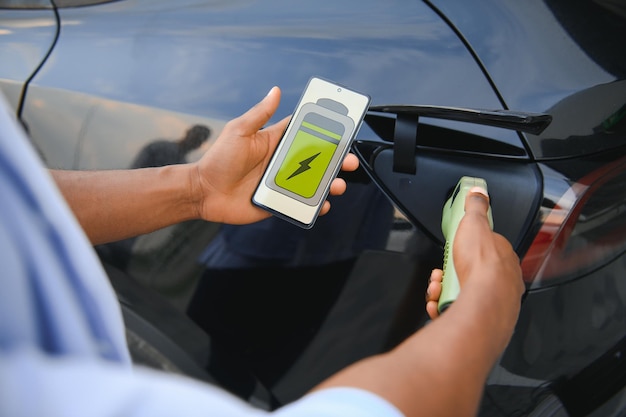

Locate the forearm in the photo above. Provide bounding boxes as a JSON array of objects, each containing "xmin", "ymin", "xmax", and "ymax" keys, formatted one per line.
[
  {"xmin": 50, "ymin": 166, "xmax": 200, "ymax": 245},
  {"xmin": 312, "ymin": 281, "xmax": 520, "ymax": 417}
]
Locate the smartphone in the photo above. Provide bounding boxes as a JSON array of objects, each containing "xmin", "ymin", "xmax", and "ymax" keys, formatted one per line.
[{"xmin": 252, "ymin": 76, "xmax": 371, "ymax": 228}]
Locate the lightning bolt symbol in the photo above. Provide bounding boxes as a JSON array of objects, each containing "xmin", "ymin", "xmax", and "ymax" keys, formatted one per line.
[{"xmin": 287, "ymin": 152, "xmax": 321, "ymax": 180}]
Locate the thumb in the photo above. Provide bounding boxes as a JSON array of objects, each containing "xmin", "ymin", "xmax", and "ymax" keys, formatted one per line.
[
  {"xmin": 453, "ymin": 186, "xmax": 493, "ymax": 274},
  {"xmin": 463, "ymin": 186, "xmax": 490, "ymax": 219},
  {"xmin": 233, "ymin": 86, "xmax": 282, "ymax": 135}
]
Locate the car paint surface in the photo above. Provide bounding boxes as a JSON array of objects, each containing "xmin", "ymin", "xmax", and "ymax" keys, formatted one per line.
[{"xmin": 1, "ymin": 0, "xmax": 625, "ymax": 415}]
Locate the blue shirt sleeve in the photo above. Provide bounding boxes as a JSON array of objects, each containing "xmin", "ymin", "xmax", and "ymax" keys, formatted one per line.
[
  {"xmin": 0, "ymin": 349, "xmax": 404, "ymax": 417},
  {"xmin": 0, "ymin": 92, "xmax": 130, "ymax": 363},
  {"xmin": 274, "ymin": 387, "xmax": 405, "ymax": 417}
]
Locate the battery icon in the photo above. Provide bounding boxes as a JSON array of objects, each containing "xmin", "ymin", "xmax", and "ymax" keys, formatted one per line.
[{"xmin": 274, "ymin": 111, "xmax": 345, "ymax": 199}]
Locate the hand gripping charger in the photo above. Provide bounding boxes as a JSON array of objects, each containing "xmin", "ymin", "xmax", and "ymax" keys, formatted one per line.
[
  {"xmin": 438, "ymin": 176, "xmax": 493, "ymax": 313},
  {"xmin": 252, "ymin": 77, "xmax": 371, "ymax": 229}
]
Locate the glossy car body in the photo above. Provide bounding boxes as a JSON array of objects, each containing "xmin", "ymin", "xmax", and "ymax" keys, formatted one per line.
[{"xmin": 1, "ymin": 0, "xmax": 625, "ymax": 415}]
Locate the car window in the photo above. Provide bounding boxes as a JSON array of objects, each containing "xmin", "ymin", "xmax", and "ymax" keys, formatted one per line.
[{"xmin": 0, "ymin": 0, "xmax": 118, "ymax": 8}]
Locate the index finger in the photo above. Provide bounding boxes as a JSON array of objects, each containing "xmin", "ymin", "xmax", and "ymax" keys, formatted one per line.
[{"xmin": 341, "ymin": 153, "xmax": 359, "ymax": 172}]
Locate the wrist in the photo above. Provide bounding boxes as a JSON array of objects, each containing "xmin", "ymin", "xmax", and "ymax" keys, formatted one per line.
[
  {"xmin": 182, "ymin": 162, "xmax": 206, "ymax": 221},
  {"xmin": 463, "ymin": 281, "xmax": 521, "ymax": 349}
]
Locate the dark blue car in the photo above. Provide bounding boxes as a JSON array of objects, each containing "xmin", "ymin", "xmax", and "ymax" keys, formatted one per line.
[{"xmin": 1, "ymin": 0, "xmax": 625, "ymax": 415}]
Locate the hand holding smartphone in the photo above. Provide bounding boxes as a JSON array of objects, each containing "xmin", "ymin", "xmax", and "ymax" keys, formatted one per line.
[{"xmin": 252, "ymin": 77, "xmax": 371, "ymax": 228}]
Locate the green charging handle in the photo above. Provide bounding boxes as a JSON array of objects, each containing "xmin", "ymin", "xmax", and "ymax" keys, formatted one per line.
[{"xmin": 438, "ymin": 176, "xmax": 493, "ymax": 313}]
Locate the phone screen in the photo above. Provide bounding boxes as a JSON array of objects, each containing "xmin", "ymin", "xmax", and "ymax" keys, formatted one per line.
[{"xmin": 274, "ymin": 112, "xmax": 345, "ymax": 198}]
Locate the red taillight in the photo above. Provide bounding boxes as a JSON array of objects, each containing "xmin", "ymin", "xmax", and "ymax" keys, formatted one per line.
[{"xmin": 522, "ymin": 155, "xmax": 626, "ymax": 286}]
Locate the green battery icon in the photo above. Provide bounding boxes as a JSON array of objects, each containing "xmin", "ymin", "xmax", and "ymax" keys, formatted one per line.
[{"xmin": 274, "ymin": 112, "xmax": 345, "ymax": 199}]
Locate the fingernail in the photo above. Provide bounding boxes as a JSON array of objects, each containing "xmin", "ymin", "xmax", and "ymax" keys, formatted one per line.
[
  {"xmin": 266, "ymin": 86, "xmax": 277, "ymax": 97},
  {"xmin": 469, "ymin": 186, "xmax": 489, "ymax": 199}
]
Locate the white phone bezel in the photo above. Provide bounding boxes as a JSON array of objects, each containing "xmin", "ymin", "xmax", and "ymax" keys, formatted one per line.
[{"xmin": 252, "ymin": 76, "xmax": 371, "ymax": 228}]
